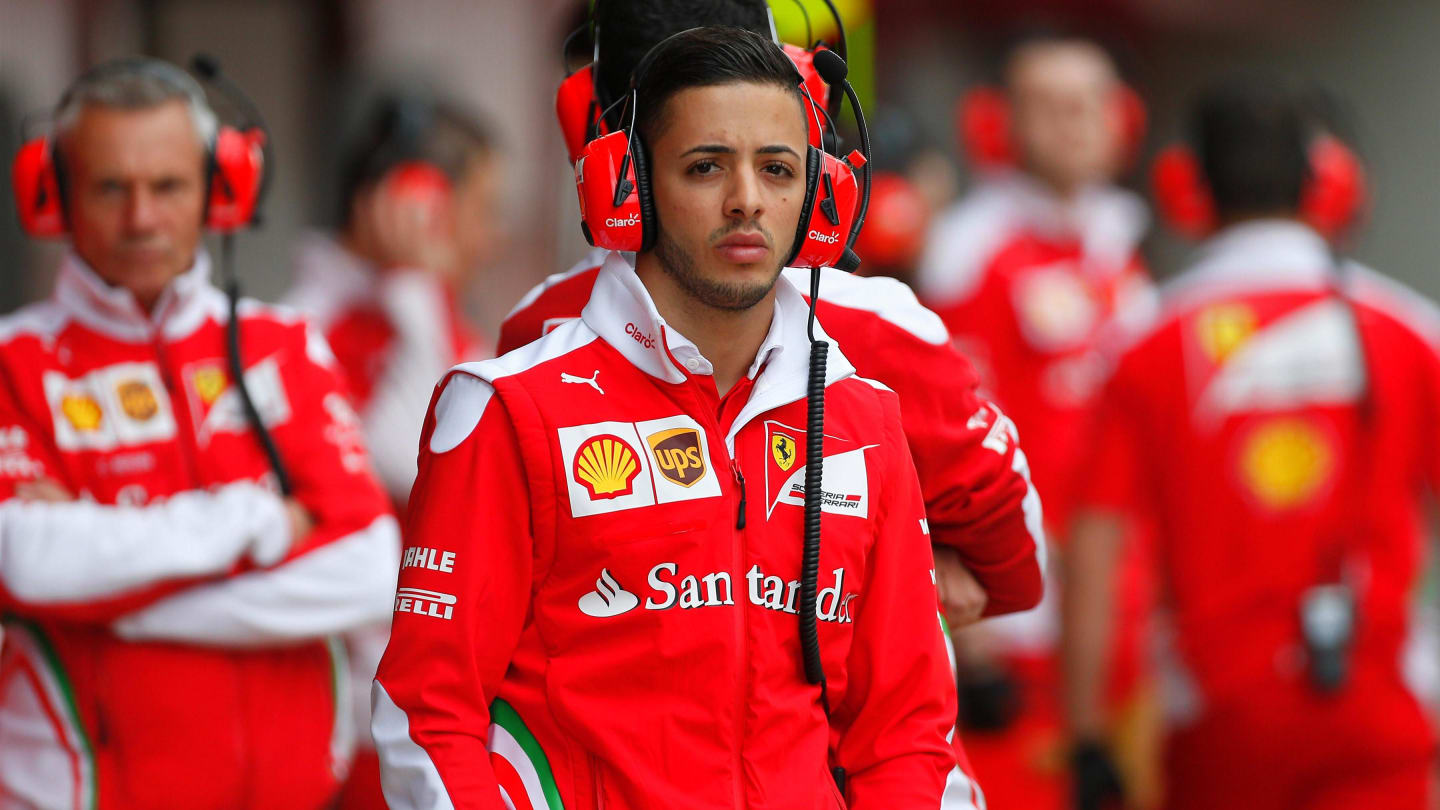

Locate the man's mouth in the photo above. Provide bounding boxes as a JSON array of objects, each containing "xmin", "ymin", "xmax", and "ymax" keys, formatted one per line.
[{"xmin": 713, "ymin": 232, "xmax": 770, "ymax": 264}]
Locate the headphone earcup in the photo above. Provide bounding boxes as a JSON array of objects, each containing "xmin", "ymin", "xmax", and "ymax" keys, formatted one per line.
[
  {"xmin": 784, "ymin": 44, "xmax": 830, "ymax": 150},
  {"xmin": 789, "ymin": 148, "xmax": 860, "ymax": 270},
  {"xmin": 574, "ymin": 129, "xmax": 645, "ymax": 252},
  {"xmin": 557, "ymin": 64, "xmax": 604, "ymax": 165},
  {"xmin": 958, "ymin": 87, "xmax": 1015, "ymax": 169},
  {"xmin": 1150, "ymin": 144, "xmax": 1216, "ymax": 240},
  {"xmin": 631, "ymin": 132, "xmax": 656, "ymax": 252},
  {"xmin": 1114, "ymin": 84, "xmax": 1148, "ymax": 170},
  {"xmin": 12, "ymin": 137, "xmax": 66, "ymax": 238},
  {"xmin": 785, "ymin": 146, "xmax": 824, "ymax": 267},
  {"xmin": 1301, "ymin": 134, "xmax": 1366, "ymax": 240},
  {"xmin": 206, "ymin": 126, "xmax": 265, "ymax": 232}
]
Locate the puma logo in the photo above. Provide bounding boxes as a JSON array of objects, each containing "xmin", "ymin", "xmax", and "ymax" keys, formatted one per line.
[{"xmin": 561, "ymin": 370, "xmax": 604, "ymax": 395}]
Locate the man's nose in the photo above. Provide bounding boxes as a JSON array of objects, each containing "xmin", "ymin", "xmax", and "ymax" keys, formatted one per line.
[
  {"xmin": 725, "ymin": 170, "xmax": 764, "ymax": 221},
  {"xmin": 124, "ymin": 187, "xmax": 160, "ymax": 233}
]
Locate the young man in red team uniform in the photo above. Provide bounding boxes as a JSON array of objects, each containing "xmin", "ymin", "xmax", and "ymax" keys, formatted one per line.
[
  {"xmin": 915, "ymin": 33, "xmax": 1157, "ymax": 810},
  {"xmin": 503, "ymin": 0, "xmax": 1045, "ymax": 641},
  {"xmin": 0, "ymin": 59, "xmax": 398, "ymax": 808},
  {"xmin": 1065, "ymin": 79, "xmax": 1439, "ymax": 810},
  {"xmin": 374, "ymin": 27, "xmax": 968, "ymax": 808}
]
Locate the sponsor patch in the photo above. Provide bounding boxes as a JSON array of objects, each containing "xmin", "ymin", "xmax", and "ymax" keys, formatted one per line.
[
  {"xmin": 771, "ymin": 432, "xmax": 797, "ymax": 472},
  {"xmin": 1237, "ymin": 418, "xmax": 1334, "ymax": 510},
  {"xmin": 182, "ymin": 357, "xmax": 291, "ymax": 446},
  {"xmin": 559, "ymin": 416, "xmax": 720, "ymax": 517},
  {"xmin": 193, "ymin": 366, "xmax": 229, "ymax": 405},
  {"xmin": 763, "ymin": 420, "xmax": 874, "ymax": 519},
  {"xmin": 647, "ymin": 427, "xmax": 706, "ymax": 487},
  {"xmin": 1197, "ymin": 303, "xmax": 1257, "ymax": 364},
  {"xmin": 45, "ymin": 363, "xmax": 177, "ymax": 451},
  {"xmin": 394, "ymin": 587, "xmax": 456, "ymax": 621},
  {"xmin": 116, "ymin": 380, "xmax": 159, "ymax": 421}
]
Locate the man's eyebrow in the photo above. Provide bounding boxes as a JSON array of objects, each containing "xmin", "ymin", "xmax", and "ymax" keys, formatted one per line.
[{"xmin": 679, "ymin": 144, "xmax": 802, "ymax": 158}]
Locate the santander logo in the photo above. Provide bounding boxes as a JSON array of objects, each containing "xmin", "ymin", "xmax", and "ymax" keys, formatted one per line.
[
  {"xmin": 807, "ymin": 229, "xmax": 841, "ymax": 244},
  {"xmin": 577, "ymin": 568, "xmax": 640, "ymax": 617},
  {"xmin": 606, "ymin": 214, "xmax": 641, "ymax": 228}
]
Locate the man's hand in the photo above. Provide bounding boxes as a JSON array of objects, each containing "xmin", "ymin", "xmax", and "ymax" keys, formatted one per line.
[
  {"xmin": 14, "ymin": 478, "xmax": 74, "ymax": 502},
  {"xmin": 1071, "ymin": 738, "xmax": 1126, "ymax": 810},
  {"xmin": 284, "ymin": 498, "xmax": 314, "ymax": 545},
  {"xmin": 934, "ymin": 545, "xmax": 988, "ymax": 627}
]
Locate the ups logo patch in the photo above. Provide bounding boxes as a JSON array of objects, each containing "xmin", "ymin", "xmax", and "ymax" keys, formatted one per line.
[{"xmin": 647, "ymin": 427, "xmax": 706, "ymax": 487}]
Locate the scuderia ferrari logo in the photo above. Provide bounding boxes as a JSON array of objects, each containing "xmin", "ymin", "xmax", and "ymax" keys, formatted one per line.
[
  {"xmin": 763, "ymin": 420, "xmax": 874, "ymax": 519},
  {"xmin": 771, "ymin": 433, "xmax": 797, "ymax": 471},
  {"xmin": 558, "ymin": 416, "xmax": 721, "ymax": 517}
]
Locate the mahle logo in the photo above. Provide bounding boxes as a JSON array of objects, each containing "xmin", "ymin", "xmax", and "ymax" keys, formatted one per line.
[
  {"xmin": 573, "ymin": 434, "xmax": 642, "ymax": 500},
  {"xmin": 647, "ymin": 427, "xmax": 706, "ymax": 487}
]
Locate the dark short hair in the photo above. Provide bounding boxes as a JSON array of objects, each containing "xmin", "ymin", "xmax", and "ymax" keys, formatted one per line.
[
  {"xmin": 338, "ymin": 94, "xmax": 495, "ymax": 222},
  {"xmin": 632, "ymin": 26, "xmax": 803, "ymax": 145},
  {"xmin": 594, "ymin": 0, "xmax": 771, "ymax": 126},
  {"xmin": 1193, "ymin": 77, "xmax": 1309, "ymax": 219}
]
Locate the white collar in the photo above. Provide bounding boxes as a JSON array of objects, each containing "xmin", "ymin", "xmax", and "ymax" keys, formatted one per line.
[
  {"xmin": 55, "ymin": 250, "xmax": 220, "ymax": 342},
  {"xmin": 580, "ymin": 252, "xmax": 855, "ymax": 450},
  {"xmin": 1165, "ymin": 220, "xmax": 1335, "ymax": 304}
]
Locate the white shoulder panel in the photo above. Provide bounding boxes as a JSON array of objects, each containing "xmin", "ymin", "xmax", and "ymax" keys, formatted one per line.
[
  {"xmin": 0, "ymin": 301, "xmax": 71, "ymax": 345},
  {"xmin": 504, "ymin": 247, "xmax": 609, "ymax": 321},
  {"xmin": 785, "ymin": 267, "xmax": 950, "ymax": 346}
]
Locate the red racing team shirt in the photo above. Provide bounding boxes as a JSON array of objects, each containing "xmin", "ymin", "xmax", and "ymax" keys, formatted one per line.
[
  {"xmin": 501, "ymin": 249, "xmax": 1046, "ymax": 620},
  {"xmin": 1081, "ymin": 222, "xmax": 1440, "ymax": 750},
  {"xmin": 374, "ymin": 253, "xmax": 972, "ymax": 808},
  {"xmin": 916, "ymin": 172, "xmax": 1153, "ymax": 530}
]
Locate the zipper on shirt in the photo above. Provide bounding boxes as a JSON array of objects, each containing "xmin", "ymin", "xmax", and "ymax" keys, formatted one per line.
[{"xmin": 732, "ymin": 461, "xmax": 747, "ymax": 530}]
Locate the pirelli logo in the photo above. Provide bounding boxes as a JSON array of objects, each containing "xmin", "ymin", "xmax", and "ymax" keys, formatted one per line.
[{"xmin": 394, "ymin": 587, "xmax": 456, "ymax": 621}]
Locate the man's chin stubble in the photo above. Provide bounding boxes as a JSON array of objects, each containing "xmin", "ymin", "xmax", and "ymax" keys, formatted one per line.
[{"xmin": 654, "ymin": 231, "xmax": 782, "ymax": 312}]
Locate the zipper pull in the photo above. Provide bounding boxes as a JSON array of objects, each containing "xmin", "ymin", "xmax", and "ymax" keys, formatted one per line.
[{"xmin": 732, "ymin": 461, "xmax": 747, "ymax": 531}]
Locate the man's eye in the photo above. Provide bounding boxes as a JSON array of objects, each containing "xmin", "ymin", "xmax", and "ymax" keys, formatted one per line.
[
  {"xmin": 762, "ymin": 162, "xmax": 796, "ymax": 178},
  {"xmin": 689, "ymin": 160, "xmax": 720, "ymax": 176},
  {"xmin": 154, "ymin": 178, "xmax": 186, "ymax": 195},
  {"xmin": 97, "ymin": 181, "xmax": 125, "ymax": 196}
]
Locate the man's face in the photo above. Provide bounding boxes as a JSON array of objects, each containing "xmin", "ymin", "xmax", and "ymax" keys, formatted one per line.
[
  {"xmin": 1008, "ymin": 42, "xmax": 1124, "ymax": 194},
  {"xmin": 645, "ymin": 81, "xmax": 808, "ymax": 311},
  {"xmin": 451, "ymin": 151, "xmax": 503, "ymax": 275},
  {"xmin": 64, "ymin": 100, "xmax": 207, "ymax": 309}
]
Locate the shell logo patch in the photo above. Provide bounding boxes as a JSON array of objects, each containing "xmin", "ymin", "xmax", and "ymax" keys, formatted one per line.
[
  {"xmin": 116, "ymin": 380, "xmax": 158, "ymax": 421},
  {"xmin": 60, "ymin": 394, "xmax": 103, "ymax": 432},
  {"xmin": 574, "ymin": 434, "xmax": 642, "ymax": 499},
  {"xmin": 1197, "ymin": 303, "xmax": 1257, "ymax": 364},
  {"xmin": 1238, "ymin": 418, "xmax": 1333, "ymax": 509},
  {"xmin": 771, "ymin": 433, "xmax": 797, "ymax": 472},
  {"xmin": 647, "ymin": 427, "xmax": 706, "ymax": 488},
  {"xmin": 558, "ymin": 417, "xmax": 721, "ymax": 517},
  {"xmin": 193, "ymin": 366, "xmax": 229, "ymax": 405}
]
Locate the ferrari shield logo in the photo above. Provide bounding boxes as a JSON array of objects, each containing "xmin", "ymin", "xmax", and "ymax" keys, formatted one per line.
[{"xmin": 771, "ymin": 433, "xmax": 797, "ymax": 472}]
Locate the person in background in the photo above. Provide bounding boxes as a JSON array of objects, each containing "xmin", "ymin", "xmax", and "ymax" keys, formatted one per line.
[
  {"xmin": 0, "ymin": 58, "xmax": 398, "ymax": 808},
  {"xmin": 283, "ymin": 94, "xmax": 499, "ymax": 808},
  {"xmin": 916, "ymin": 31, "xmax": 1157, "ymax": 810},
  {"xmin": 1064, "ymin": 77, "xmax": 1437, "ymax": 810}
]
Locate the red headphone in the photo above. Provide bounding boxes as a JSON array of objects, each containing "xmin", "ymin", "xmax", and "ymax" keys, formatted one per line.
[
  {"xmin": 557, "ymin": 43, "xmax": 833, "ymax": 165},
  {"xmin": 1150, "ymin": 133, "xmax": 1367, "ymax": 241},
  {"xmin": 11, "ymin": 59, "xmax": 266, "ymax": 239},
  {"xmin": 574, "ymin": 44, "xmax": 866, "ymax": 271},
  {"xmin": 957, "ymin": 83, "xmax": 1148, "ymax": 171}
]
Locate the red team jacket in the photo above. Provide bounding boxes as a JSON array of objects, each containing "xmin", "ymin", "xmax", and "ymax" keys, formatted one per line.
[
  {"xmin": 500, "ymin": 249, "xmax": 1047, "ymax": 619},
  {"xmin": 374, "ymin": 253, "xmax": 975, "ymax": 809},
  {"xmin": 916, "ymin": 172, "xmax": 1152, "ymax": 529},
  {"xmin": 0, "ymin": 253, "xmax": 399, "ymax": 809},
  {"xmin": 1083, "ymin": 222, "xmax": 1438, "ymax": 758}
]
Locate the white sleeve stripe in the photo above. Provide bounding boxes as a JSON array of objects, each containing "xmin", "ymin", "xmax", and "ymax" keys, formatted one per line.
[
  {"xmin": 371, "ymin": 681, "xmax": 457, "ymax": 810},
  {"xmin": 0, "ymin": 482, "xmax": 290, "ymax": 603},
  {"xmin": 110, "ymin": 513, "xmax": 400, "ymax": 645},
  {"xmin": 1011, "ymin": 446, "xmax": 1049, "ymax": 589}
]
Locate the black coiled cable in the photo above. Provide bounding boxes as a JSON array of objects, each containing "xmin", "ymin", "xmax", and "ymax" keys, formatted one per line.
[
  {"xmin": 801, "ymin": 267, "xmax": 831, "ymax": 716},
  {"xmin": 222, "ymin": 234, "xmax": 294, "ymax": 496}
]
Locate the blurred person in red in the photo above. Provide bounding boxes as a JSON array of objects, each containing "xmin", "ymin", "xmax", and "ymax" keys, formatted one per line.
[
  {"xmin": 504, "ymin": 0, "xmax": 1045, "ymax": 651},
  {"xmin": 1064, "ymin": 78, "xmax": 1437, "ymax": 810},
  {"xmin": 0, "ymin": 58, "xmax": 398, "ymax": 807},
  {"xmin": 283, "ymin": 95, "xmax": 499, "ymax": 809},
  {"xmin": 915, "ymin": 31, "xmax": 1158, "ymax": 810}
]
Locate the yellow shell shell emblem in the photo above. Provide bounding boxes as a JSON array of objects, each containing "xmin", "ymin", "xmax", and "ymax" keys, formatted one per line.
[
  {"xmin": 771, "ymin": 433, "xmax": 797, "ymax": 472},
  {"xmin": 1197, "ymin": 304, "xmax": 1257, "ymax": 364},
  {"xmin": 574, "ymin": 434, "xmax": 641, "ymax": 500},
  {"xmin": 60, "ymin": 393, "xmax": 103, "ymax": 432},
  {"xmin": 193, "ymin": 367, "xmax": 229, "ymax": 406},
  {"xmin": 1239, "ymin": 419, "xmax": 1332, "ymax": 509},
  {"xmin": 116, "ymin": 380, "xmax": 158, "ymax": 421}
]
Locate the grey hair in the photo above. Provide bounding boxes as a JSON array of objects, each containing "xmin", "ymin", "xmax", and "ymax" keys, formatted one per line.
[{"xmin": 53, "ymin": 58, "xmax": 218, "ymax": 148}]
